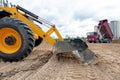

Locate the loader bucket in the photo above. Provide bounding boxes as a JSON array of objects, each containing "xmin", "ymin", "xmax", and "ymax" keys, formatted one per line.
[{"xmin": 53, "ymin": 39, "xmax": 95, "ymax": 64}]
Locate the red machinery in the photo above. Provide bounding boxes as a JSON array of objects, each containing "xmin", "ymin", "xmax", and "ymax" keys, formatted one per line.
[{"xmin": 87, "ymin": 19, "xmax": 113, "ymax": 43}]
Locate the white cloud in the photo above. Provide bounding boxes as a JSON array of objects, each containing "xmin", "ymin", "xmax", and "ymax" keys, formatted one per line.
[{"xmin": 9, "ymin": 0, "xmax": 120, "ymax": 37}]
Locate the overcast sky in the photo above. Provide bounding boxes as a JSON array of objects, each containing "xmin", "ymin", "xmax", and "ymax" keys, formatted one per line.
[{"xmin": 9, "ymin": 0, "xmax": 120, "ymax": 38}]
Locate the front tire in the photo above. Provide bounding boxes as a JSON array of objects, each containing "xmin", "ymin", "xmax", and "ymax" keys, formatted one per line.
[{"xmin": 0, "ymin": 18, "xmax": 35, "ymax": 62}]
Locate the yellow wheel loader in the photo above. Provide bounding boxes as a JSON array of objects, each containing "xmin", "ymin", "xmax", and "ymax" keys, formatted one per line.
[{"xmin": 0, "ymin": 0, "xmax": 95, "ymax": 64}]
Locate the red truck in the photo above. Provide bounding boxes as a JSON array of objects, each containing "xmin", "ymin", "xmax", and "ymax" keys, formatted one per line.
[{"xmin": 87, "ymin": 19, "xmax": 113, "ymax": 43}]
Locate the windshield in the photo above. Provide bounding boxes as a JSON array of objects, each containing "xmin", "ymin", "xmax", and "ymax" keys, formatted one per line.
[{"xmin": 87, "ymin": 32, "xmax": 97, "ymax": 36}]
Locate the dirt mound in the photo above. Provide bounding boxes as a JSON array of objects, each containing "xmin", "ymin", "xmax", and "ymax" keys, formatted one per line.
[
  {"xmin": 25, "ymin": 44, "xmax": 120, "ymax": 80},
  {"xmin": 112, "ymin": 39, "xmax": 120, "ymax": 43},
  {"xmin": 0, "ymin": 41, "xmax": 53, "ymax": 80},
  {"xmin": 0, "ymin": 41, "xmax": 120, "ymax": 80},
  {"xmin": 34, "ymin": 40, "xmax": 53, "ymax": 51}
]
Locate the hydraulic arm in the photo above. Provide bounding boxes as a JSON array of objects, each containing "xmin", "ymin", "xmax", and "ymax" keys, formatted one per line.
[{"xmin": 0, "ymin": 0, "xmax": 95, "ymax": 64}]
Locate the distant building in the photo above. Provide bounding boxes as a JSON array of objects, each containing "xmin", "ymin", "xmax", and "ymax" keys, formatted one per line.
[{"xmin": 110, "ymin": 21, "xmax": 120, "ymax": 39}]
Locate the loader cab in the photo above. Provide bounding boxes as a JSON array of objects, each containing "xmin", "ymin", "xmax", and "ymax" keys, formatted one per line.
[
  {"xmin": 87, "ymin": 32, "xmax": 97, "ymax": 37},
  {"xmin": 87, "ymin": 32, "xmax": 98, "ymax": 43}
]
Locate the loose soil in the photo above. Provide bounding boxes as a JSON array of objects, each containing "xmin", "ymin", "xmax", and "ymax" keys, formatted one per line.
[{"xmin": 0, "ymin": 41, "xmax": 120, "ymax": 80}]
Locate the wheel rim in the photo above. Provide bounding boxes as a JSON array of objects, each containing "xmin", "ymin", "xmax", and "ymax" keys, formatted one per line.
[{"xmin": 0, "ymin": 28, "xmax": 22, "ymax": 54}]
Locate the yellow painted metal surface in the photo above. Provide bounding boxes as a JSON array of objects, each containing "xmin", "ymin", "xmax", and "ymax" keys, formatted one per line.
[
  {"xmin": 0, "ymin": 6, "xmax": 63, "ymax": 45},
  {"xmin": 0, "ymin": 6, "xmax": 64, "ymax": 45},
  {"xmin": 0, "ymin": 28, "xmax": 22, "ymax": 54}
]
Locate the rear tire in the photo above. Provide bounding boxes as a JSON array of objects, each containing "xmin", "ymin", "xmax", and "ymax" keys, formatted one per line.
[{"xmin": 0, "ymin": 18, "xmax": 35, "ymax": 62}]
